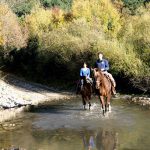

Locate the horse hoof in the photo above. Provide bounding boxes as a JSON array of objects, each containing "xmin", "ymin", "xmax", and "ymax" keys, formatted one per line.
[
  {"xmin": 83, "ymin": 106, "xmax": 87, "ymax": 110},
  {"xmin": 102, "ymin": 111, "xmax": 105, "ymax": 116},
  {"xmin": 102, "ymin": 109, "xmax": 105, "ymax": 115},
  {"xmin": 107, "ymin": 105, "xmax": 111, "ymax": 112},
  {"xmin": 89, "ymin": 104, "xmax": 91, "ymax": 110}
]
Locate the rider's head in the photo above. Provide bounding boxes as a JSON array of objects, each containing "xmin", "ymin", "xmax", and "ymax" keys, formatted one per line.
[
  {"xmin": 83, "ymin": 62, "xmax": 87, "ymax": 68},
  {"xmin": 98, "ymin": 52, "xmax": 103, "ymax": 60}
]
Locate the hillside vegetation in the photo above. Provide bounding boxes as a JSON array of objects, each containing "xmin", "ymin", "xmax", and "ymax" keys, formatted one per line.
[{"xmin": 0, "ymin": 0, "xmax": 150, "ymax": 93}]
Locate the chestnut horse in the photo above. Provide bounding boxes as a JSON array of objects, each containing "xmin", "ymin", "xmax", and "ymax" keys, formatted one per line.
[
  {"xmin": 80, "ymin": 77, "xmax": 93, "ymax": 110},
  {"xmin": 93, "ymin": 68, "xmax": 112, "ymax": 113}
]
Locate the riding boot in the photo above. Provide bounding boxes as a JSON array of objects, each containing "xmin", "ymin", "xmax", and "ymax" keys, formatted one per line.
[
  {"xmin": 80, "ymin": 79, "xmax": 84, "ymax": 90},
  {"xmin": 112, "ymin": 86, "xmax": 117, "ymax": 96}
]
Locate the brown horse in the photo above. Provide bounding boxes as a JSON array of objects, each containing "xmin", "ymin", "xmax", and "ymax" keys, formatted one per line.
[
  {"xmin": 79, "ymin": 77, "xmax": 93, "ymax": 110},
  {"xmin": 93, "ymin": 68, "xmax": 112, "ymax": 113}
]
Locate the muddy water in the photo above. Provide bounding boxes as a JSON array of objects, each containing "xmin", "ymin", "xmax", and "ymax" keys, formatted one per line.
[{"xmin": 1, "ymin": 97, "xmax": 150, "ymax": 150}]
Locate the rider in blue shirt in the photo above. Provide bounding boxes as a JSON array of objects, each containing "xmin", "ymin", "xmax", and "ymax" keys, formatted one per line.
[
  {"xmin": 80, "ymin": 63, "xmax": 90, "ymax": 78},
  {"xmin": 76, "ymin": 62, "xmax": 92, "ymax": 94},
  {"xmin": 95, "ymin": 52, "xmax": 116, "ymax": 95},
  {"xmin": 95, "ymin": 58, "xmax": 109, "ymax": 72},
  {"xmin": 80, "ymin": 62, "xmax": 91, "ymax": 89}
]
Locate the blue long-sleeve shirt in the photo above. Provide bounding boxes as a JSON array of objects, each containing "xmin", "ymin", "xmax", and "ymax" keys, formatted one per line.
[
  {"xmin": 95, "ymin": 59, "xmax": 109, "ymax": 71},
  {"xmin": 80, "ymin": 68, "xmax": 90, "ymax": 77}
]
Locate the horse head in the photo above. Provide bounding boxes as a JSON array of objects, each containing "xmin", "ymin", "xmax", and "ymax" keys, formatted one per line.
[{"xmin": 93, "ymin": 68, "xmax": 103, "ymax": 89}]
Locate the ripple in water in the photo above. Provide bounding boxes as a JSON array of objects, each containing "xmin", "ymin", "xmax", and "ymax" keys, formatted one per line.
[{"xmin": 32, "ymin": 100, "xmax": 135, "ymax": 130}]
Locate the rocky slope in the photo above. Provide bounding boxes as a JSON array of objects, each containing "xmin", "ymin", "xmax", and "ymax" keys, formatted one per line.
[{"xmin": 0, "ymin": 74, "xmax": 73, "ymax": 122}]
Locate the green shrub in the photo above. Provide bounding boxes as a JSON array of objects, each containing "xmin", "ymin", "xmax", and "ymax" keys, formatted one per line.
[
  {"xmin": 13, "ymin": 0, "xmax": 37, "ymax": 17},
  {"xmin": 0, "ymin": 0, "xmax": 37, "ymax": 17},
  {"xmin": 118, "ymin": 11, "xmax": 150, "ymax": 72},
  {"xmin": 122, "ymin": 0, "xmax": 145, "ymax": 15},
  {"xmin": 40, "ymin": 0, "xmax": 72, "ymax": 10},
  {"xmin": 133, "ymin": 12, "xmax": 150, "ymax": 65}
]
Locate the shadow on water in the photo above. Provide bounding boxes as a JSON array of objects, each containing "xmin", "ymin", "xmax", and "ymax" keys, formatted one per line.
[{"xmin": 30, "ymin": 104, "xmax": 83, "ymax": 114}]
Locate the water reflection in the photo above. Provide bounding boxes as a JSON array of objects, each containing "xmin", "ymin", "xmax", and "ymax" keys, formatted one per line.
[
  {"xmin": 96, "ymin": 130, "xmax": 118, "ymax": 150},
  {"xmin": 0, "ymin": 126, "xmax": 118, "ymax": 150},
  {"xmin": 81, "ymin": 130, "xmax": 96, "ymax": 150},
  {"xmin": 81, "ymin": 129, "xmax": 118, "ymax": 150}
]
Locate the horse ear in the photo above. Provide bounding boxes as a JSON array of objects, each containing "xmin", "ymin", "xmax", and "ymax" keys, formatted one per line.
[
  {"xmin": 91, "ymin": 67, "xmax": 94, "ymax": 71},
  {"xmin": 95, "ymin": 68, "xmax": 99, "ymax": 72}
]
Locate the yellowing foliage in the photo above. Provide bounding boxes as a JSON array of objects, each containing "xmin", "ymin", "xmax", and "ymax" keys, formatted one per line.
[
  {"xmin": 0, "ymin": 21, "xmax": 4, "ymax": 46},
  {"xmin": 25, "ymin": 5, "xmax": 52, "ymax": 35},
  {"xmin": 0, "ymin": 4, "xmax": 26, "ymax": 51},
  {"xmin": 25, "ymin": 5, "xmax": 65, "ymax": 36},
  {"xmin": 133, "ymin": 12, "xmax": 150, "ymax": 44},
  {"xmin": 72, "ymin": 0, "xmax": 121, "ymax": 37}
]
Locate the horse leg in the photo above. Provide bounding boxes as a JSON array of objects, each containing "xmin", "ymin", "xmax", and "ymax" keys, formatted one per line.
[
  {"xmin": 88, "ymin": 98, "xmax": 91, "ymax": 110},
  {"xmin": 100, "ymin": 96, "xmax": 105, "ymax": 112},
  {"xmin": 106, "ymin": 93, "xmax": 111, "ymax": 112},
  {"xmin": 82, "ymin": 96, "xmax": 86, "ymax": 110},
  {"xmin": 87, "ymin": 94, "xmax": 91, "ymax": 110},
  {"xmin": 89, "ymin": 102, "xmax": 91, "ymax": 110}
]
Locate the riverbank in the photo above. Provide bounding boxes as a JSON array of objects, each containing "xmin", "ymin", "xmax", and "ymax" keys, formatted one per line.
[
  {"xmin": 0, "ymin": 74, "xmax": 74, "ymax": 122},
  {"xmin": 119, "ymin": 94, "xmax": 150, "ymax": 108},
  {"xmin": 128, "ymin": 96, "xmax": 150, "ymax": 107}
]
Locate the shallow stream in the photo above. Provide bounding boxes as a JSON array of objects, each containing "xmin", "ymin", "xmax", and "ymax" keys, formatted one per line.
[{"xmin": 1, "ymin": 97, "xmax": 150, "ymax": 150}]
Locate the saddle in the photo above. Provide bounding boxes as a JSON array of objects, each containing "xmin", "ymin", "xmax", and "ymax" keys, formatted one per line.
[
  {"xmin": 102, "ymin": 73, "xmax": 113, "ymax": 87},
  {"xmin": 102, "ymin": 72, "xmax": 116, "ymax": 95},
  {"xmin": 103, "ymin": 73, "xmax": 110, "ymax": 80}
]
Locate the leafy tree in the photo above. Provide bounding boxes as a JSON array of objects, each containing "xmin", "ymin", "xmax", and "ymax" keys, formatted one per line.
[
  {"xmin": 122, "ymin": 0, "xmax": 144, "ymax": 14},
  {"xmin": 0, "ymin": 0, "xmax": 37, "ymax": 17},
  {"xmin": 13, "ymin": 0, "xmax": 36, "ymax": 17},
  {"xmin": 144, "ymin": 0, "xmax": 150, "ymax": 7},
  {"xmin": 72, "ymin": 0, "xmax": 121, "ymax": 37},
  {"xmin": 0, "ymin": 4, "xmax": 26, "ymax": 51},
  {"xmin": 40, "ymin": 0, "xmax": 72, "ymax": 10}
]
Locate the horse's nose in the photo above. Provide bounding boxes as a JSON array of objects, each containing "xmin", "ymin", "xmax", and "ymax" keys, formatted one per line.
[
  {"xmin": 96, "ymin": 85, "xmax": 99, "ymax": 89},
  {"xmin": 96, "ymin": 81, "xmax": 100, "ymax": 89}
]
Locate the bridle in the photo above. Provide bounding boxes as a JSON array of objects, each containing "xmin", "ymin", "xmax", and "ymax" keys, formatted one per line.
[{"xmin": 95, "ymin": 72, "xmax": 102, "ymax": 89}]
